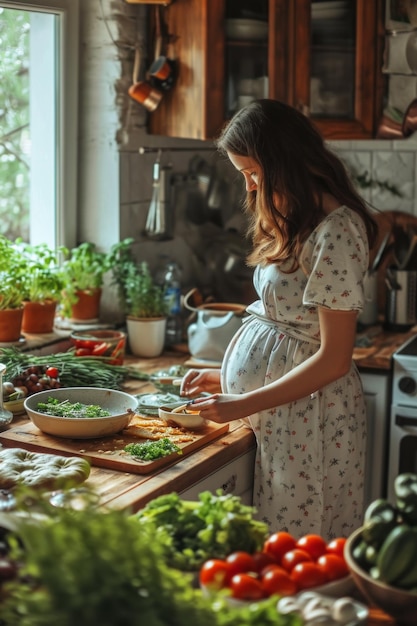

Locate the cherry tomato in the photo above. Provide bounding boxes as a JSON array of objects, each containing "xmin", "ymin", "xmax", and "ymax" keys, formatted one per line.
[
  {"xmin": 252, "ymin": 550, "xmax": 277, "ymax": 573},
  {"xmin": 261, "ymin": 566, "xmax": 298, "ymax": 597},
  {"xmin": 317, "ymin": 553, "xmax": 349, "ymax": 582},
  {"xmin": 281, "ymin": 548, "xmax": 313, "ymax": 573},
  {"xmin": 296, "ymin": 534, "xmax": 327, "ymax": 560},
  {"xmin": 326, "ymin": 537, "xmax": 347, "ymax": 559},
  {"xmin": 263, "ymin": 531, "xmax": 296, "ymax": 564},
  {"xmin": 199, "ymin": 559, "xmax": 231, "ymax": 591},
  {"xmin": 226, "ymin": 551, "xmax": 257, "ymax": 577},
  {"xmin": 290, "ymin": 561, "xmax": 328, "ymax": 590},
  {"xmin": 45, "ymin": 366, "xmax": 59, "ymax": 379},
  {"xmin": 229, "ymin": 573, "xmax": 265, "ymax": 601},
  {"xmin": 91, "ymin": 342, "xmax": 109, "ymax": 356}
]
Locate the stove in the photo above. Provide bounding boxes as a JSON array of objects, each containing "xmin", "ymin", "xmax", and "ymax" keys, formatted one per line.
[{"xmin": 387, "ymin": 334, "xmax": 417, "ymax": 502}]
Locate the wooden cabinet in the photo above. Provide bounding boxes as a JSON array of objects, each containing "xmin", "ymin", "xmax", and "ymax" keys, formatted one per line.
[
  {"xmin": 179, "ymin": 448, "xmax": 255, "ymax": 505},
  {"xmin": 150, "ymin": 0, "xmax": 385, "ymax": 140}
]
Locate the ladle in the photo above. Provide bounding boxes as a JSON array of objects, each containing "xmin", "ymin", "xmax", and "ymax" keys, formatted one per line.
[{"xmin": 0, "ymin": 363, "xmax": 13, "ymax": 426}]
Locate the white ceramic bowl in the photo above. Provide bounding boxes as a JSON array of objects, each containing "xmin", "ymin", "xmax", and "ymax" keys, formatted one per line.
[
  {"xmin": 225, "ymin": 19, "xmax": 268, "ymax": 41},
  {"xmin": 158, "ymin": 404, "xmax": 205, "ymax": 430},
  {"xmin": 24, "ymin": 387, "xmax": 138, "ymax": 439}
]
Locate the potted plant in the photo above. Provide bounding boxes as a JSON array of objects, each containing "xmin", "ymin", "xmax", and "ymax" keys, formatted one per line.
[
  {"xmin": 59, "ymin": 242, "xmax": 113, "ymax": 321},
  {"xmin": 14, "ymin": 241, "xmax": 65, "ymax": 334},
  {"xmin": 0, "ymin": 235, "xmax": 28, "ymax": 342},
  {"xmin": 109, "ymin": 239, "xmax": 168, "ymax": 357}
]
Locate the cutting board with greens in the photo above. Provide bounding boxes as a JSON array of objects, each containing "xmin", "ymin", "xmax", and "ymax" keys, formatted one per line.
[{"xmin": 0, "ymin": 418, "xmax": 229, "ymax": 474}]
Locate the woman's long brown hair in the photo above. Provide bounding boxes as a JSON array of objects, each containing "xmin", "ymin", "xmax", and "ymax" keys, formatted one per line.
[{"xmin": 216, "ymin": 99, "xmax": 378, "ymax": 270}]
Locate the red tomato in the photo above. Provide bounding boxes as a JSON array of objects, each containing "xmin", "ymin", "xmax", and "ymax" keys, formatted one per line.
[
  {"xmin": 317, "ymin": 553, "xmax": 349, "ymax": 582},
  {"xmin": 75, "ymin": 348, "xmax": 92, "ymax": 357},
  {"xmin": 92, "ymin": 342, "xmax": 109, "ymax": 357},
  {"xmin": 263, "ymin": 531, "xmax": 296, "ymax": 564},
  {"xmin": 252, "ymin": 550, "xmax": 277, "ymax": 573},
  {"xmin": 226, "ymin": 551, "xmax": 257, "ymax": 577},
  {"xmin": 261, "ymin": 567, "xmax": 298, "ymax": 597},
  {"xmin": 45, "ymin": 366, "xmax": 59, "ymax": 379},
  {"xmin": 290, "ymin": 561, "xmax": 328, "ymax": 590},
  {"xmin": 75, "ymin": 339, "xmax": 96, "ymax": 349},
  {"xmin": 281, "ymin": 548, "xmax": 313, "ymax": 573},
  {"xmin": 326, "ymin": 537, "xmax": 347, "ymax": 559},
  {"xmin": 199, "ymin": 559, "xmax": 231, "ymax": 591},
  {"xmin": 230, "ymin": 573, "xmax": 265, "ymax": 601},
  {"xmin": 296, "ymin": 534, "xmax": 327, "ymax": 560}
]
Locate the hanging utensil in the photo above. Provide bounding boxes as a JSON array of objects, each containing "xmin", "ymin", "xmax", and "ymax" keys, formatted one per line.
[
  {"xmin": 144, "ymin": 150, "xmax": 174, "ymax": 240},
  {"xmin": 369, "ymin": 231, "xmax": 391, "ymax": 274}
]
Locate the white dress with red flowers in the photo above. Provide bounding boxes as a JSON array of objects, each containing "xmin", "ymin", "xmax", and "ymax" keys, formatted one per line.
[{"xmin": 221, "ymin": 206, "xmax": 368, "ymax": 539}]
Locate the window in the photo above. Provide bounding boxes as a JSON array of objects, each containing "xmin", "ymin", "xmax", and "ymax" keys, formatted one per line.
[{"xmin": 0, "ymin": 0, "xmax": 78, "ymax": 249}]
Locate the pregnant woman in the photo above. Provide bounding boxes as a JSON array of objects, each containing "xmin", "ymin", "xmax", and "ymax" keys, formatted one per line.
[{"xmin": 180, "ymin": 99, "xmax": 378, "ymax": 539}]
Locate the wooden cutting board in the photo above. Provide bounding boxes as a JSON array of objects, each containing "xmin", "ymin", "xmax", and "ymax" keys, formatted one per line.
[{"xmin": 0, "ymin": 419, "xmax": 229, "ymax": 474}]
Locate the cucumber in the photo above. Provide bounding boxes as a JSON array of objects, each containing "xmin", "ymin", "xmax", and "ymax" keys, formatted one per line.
[
  {"xmin": 377, "ymin": 525, "xmax": 417, "ymax": 586},
  {"xmin": 364, "ymin": 498, "xmax": 397, "ymax": 524},
  {"xmin": 362, "ymin": 509, "xmax": 397, "ymax": 547}
]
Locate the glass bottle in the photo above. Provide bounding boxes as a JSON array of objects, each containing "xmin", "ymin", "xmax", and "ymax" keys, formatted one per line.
[{"xmin": 163, "ymin": 261, "xmax": 183, "ymax": 346}]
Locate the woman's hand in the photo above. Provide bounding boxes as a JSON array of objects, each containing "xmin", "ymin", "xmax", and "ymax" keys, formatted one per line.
[
  {"xmin": 180, "ymin": 368, "xmax": 221, "ymax": 397},
  {"xmin": 189, "ymin": 393, "xmax": 253, "ymax": 424}
]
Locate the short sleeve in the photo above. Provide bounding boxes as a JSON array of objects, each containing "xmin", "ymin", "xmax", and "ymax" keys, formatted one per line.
[{"xmin": 300, "ymin": 207, "xmax": 369, "ymax": 311}]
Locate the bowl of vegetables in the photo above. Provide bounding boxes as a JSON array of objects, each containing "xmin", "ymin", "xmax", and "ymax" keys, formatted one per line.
[
  {"xmin": 344, "ymin": 472, "xmax": 417, "ymax": 626},
  {"xmin": 24, "ymin": 387, "xmax": 138, "ymax": 439}
]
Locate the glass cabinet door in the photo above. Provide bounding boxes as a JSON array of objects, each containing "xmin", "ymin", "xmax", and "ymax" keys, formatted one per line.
[
  {"xmin": 310, "ymin": 0, "xmax": 356, "ymax": 119},
  {"xmin": 224, "ymin": 0, "xmax": 269, "ymax": 117}
]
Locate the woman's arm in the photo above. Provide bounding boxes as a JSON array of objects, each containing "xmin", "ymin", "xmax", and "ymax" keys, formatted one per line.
[{"xmin": 189, "ymin": 307, "xmax": 358, "ymax": 423}]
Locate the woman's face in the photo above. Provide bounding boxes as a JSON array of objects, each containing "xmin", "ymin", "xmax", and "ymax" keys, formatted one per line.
[{"xmin": 227, "ymin": 152, "xmax": 261, "ymax": 192}]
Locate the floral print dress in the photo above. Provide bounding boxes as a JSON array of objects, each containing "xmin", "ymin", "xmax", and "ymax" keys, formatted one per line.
[{"xmin": 221, "ymin": 206, "xmax": 368, "ymax": 539}]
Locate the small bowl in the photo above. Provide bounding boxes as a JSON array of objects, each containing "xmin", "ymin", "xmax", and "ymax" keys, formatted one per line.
[
  {"xmin": 345, "ymin": 526, "xmax": 417, "ymax": 625},
  {"xmin": 4, "ymin": 398, "xmax": 26, "ymax": 415},
  {"xmin": 24, "ymin": 387, "xmax": 138, "ymax": 439},
  {"xmin": 158, "ymin": 404, "xmax": 205, "ymax": 430},
  {"xmin": 70, "ymin": 330, "xmax": 126, "ymax": 365}
]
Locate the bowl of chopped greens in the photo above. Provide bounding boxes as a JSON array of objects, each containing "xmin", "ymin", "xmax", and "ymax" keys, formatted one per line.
[{"xmin": 24, "ymin": 387, "xmax": 138, "ymax": 439}]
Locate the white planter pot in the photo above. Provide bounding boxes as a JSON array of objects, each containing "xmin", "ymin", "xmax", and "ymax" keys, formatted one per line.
[{"xmin": 126, "ymin": 316, "xmax": 167, "ymax": 358}]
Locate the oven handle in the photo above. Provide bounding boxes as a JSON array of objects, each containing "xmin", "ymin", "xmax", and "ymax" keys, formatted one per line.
[{"xmin": 396, "ymin": 414, "xmax": 417, "ymax": 427}]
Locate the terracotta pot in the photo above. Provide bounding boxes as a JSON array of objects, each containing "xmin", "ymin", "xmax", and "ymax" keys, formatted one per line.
[
  {"xmin": 70, "ymin": 288, "xmax": 102, "ymax": 321},
  {"xmin": 0, "ymin": 307, "xmax": 24, "ymax": 343},
  {"xmin": 22, "ymin": 300, "xmax": 58, "ymax": 334}
]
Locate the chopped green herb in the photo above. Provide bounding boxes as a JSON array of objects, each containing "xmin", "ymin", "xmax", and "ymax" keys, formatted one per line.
[
  {"xmin": 36, "ymin": 397, "xmax": 111, "ymax": 419},
  {"xmin": 125, "ymin": 437, "xmax": 182, "ymax": 461}
]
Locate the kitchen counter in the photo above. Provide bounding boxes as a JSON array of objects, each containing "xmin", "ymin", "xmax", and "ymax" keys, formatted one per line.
[
  {"xmin": 5, "ymin": 352, "xmax": 256, "ymax": 513},
  {"xmin": 354, "ymin": 323, "xmax": 417, "ymax": 371}
]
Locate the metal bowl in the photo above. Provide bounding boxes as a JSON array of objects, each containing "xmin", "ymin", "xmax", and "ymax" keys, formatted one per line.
[{"xmin": 24, "ymin": 387, "xmax": 138, "ymax": 439}]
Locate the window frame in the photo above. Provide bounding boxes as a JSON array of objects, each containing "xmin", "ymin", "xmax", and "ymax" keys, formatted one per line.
[{"xmin": 0, "ymin": 0, "xmax": 79, "ymax": 249}]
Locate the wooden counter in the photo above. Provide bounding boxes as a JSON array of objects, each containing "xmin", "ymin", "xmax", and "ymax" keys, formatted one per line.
[
  {"xmin": 354, "ymin": 324, "xmax": 417, "ymax": 371},
  {"xmin": 5, "ymin": 351, "xmax": 256, "ymax": 513}
]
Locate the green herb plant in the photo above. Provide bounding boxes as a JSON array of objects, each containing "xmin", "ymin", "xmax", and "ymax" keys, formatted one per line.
[
  {"xmin": 59, "ymin": 242, "xmax": 114, "ymax": 318},
  {"xmin": 0, "ymin": 235, "xmax": 29, "ymax": 309},
  {"xmin": 109, "ymin": 238, "xmax": 167, "ymax": 319},
  {"xmin": 14, "ymin": 240, "xmax": 64, "ymax": 303}
]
